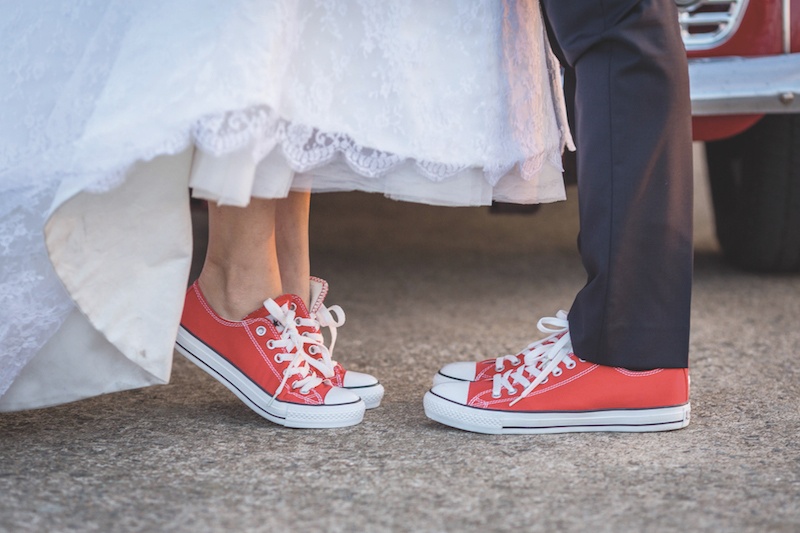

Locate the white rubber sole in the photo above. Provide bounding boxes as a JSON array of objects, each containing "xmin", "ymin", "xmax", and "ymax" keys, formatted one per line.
[
  {"xmin": 347, "ymin": 383, "xmax": 384, "ymax": 410},
  {"xmin": 176, "ymin": 326, "xmax": 365, "ymax": 428},
  {"xmin": 423, "ymin": 391, "xmax": 690, "ymax": 435}
]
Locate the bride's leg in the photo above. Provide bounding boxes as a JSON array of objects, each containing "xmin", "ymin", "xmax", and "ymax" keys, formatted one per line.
[
  {"xmin": 197, "ymin": 198, "xmax": 282, "ymax": 320},
  {"xmin": 275, "ymin": 191, "xmax": 311, "ymax": 307},
  {"xmin": 273, "ymin": 190, "xmax": 385, "ymax": 408},
  {"xmin": 181, "ymin": 196, "xmax": 366, "ymax": 427}
]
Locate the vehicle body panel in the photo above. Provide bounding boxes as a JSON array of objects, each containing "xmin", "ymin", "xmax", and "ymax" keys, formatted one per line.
[{"xmin": 686, "ymin": 0, "xmax": 798, "ymax": 140}]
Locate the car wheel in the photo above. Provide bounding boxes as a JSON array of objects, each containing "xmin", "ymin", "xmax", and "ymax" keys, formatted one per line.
[{"xmin": 705, "ymin": 114, "xmax": 800, "ymax": 272}]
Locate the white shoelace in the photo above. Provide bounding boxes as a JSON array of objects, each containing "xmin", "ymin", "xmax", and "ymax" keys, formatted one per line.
[
  {"xmin": 314, "ymin": 303, "xmax": 346, "ymax": 358},
  {"xmin": 262, "ymin": 299, "xmax": 335, "ymax": 401},
  {"xmin": 491, "ymin": 310, "xmax": 570, "ymax": 372},
  {"xmin": 292, "ymin": 303, "xmax": 346, "ymax": 380},
  {"xmin": 490, "ymin": 311, "xmax": 580, "ymax": 406}
]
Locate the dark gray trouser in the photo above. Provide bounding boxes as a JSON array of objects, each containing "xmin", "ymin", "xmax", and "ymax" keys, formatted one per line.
[{"xmin": 539, "ymin": 0, "xmax": 694, "ymax": 369}]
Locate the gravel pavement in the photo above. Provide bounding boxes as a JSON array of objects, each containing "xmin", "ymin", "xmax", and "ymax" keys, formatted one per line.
[{"xmin": 2, "ymin": 147, "xmax": 799, "ymax": 532}]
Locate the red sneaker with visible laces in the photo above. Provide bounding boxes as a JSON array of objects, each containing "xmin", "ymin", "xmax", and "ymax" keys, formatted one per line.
[
  {"xmin": 176, "ymin": 282, "xmax": 365, "ymax": 428},
  {"xmin": 424, "ymin": 313, "xmax": 690, "ymax": 434},
  {"xmin": 290, "ymin": 278, "xmax": 384, "ymax": 409},
  {"xmin": 433, "ymin": 311, "xmax": 570, "ymax": 386}
]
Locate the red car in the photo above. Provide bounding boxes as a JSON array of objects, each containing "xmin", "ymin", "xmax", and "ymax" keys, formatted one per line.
[{"xmin": 683, "ymin": 0, "xmax": 800, "ymax": 272}]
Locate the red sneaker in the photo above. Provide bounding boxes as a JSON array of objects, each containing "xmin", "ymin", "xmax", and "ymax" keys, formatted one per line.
[
  {"xmin": 290, "ymin": 277, "xmax": 384, "ymax": 409},
  {"xmin": 424, "ymin": 314, "xmax": 690, "ymax": 434},
  {"xmin": 433, "ymin": 311, "xmax": 569, "ymax": 386},
  {"xmin": 176, "ymin": 282, "xmax": 365, "ymax": 428}
]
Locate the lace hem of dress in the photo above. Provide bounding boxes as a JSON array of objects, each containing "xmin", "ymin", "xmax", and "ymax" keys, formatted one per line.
[
  {"xmin": 81, "ymin": 104, "xmax": 564, "ymax": 198},
  {"xmin": 197, "ymin": 105, "xmax": 564, "ymax": 187},
  {"xmin": 194, "ymin": 106, "xmax": 564, "ymax": 186}
]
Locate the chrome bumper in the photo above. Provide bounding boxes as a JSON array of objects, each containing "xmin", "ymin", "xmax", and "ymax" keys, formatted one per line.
[{"xmin": 689, "ymin": 53, "xmax": 800, "ymax": 116}]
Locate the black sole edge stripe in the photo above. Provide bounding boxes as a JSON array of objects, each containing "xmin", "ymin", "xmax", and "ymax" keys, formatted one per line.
[
  {"xmin": 437, "ymin": 372, "xmax": 469, "ymax": 382},
  {"xmin": 177, "ymin": 328, "xmax": 362, "ymax": 409},
  {"xmin": 176, "ymin": 339, "xmax": 286, "ymax": 421},
  {"xmin": 344, "ymin": 384, "xmax": 382, "ymax": 390},
  {"xmin": 503, "ymin": 420, "xmax": 685, "ymax": 430}
]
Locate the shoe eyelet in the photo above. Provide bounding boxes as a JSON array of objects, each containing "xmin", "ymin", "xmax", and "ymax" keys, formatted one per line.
[
  {"xmin": 542, "ymin": 377, "xmax": 548, "ymax": 384},
  {"xmin": 302, "ymin": 332, "xmax": 310, "ymax": 337},
  {"xmin": 283, "ymin": 369, "xmax": 289, "ymax": 376},
  {"xmin": 289, "ymin": 303, "xmax": 297, "ymax": 311},
  {"xmin": 274, "ymin": 354, "xmax": 284, "ymax": 363},
  {"xmin": 513, "ymin": 359, "xmax": 522, "ymax": 366},
  {"xmin": 495, "ymin": 366, "xmax": 503, "ymax": 373},
  {"xmin": 295, "ymin": 318, "xmax": 302, "ymax": 326},
  {"xmin": 255, "ymin": 326, "xmax": 267, "ymax": 336},
  {"xmin": 299, "ymin": 389, "xmax": 310, "ymax": 395},
  {"xmin": 552, "ymin": 368, "xmax": 562, "ymax": 377},
  {"xmin": 565, "ymin": 361, "xmax": 576, "ymax": 370},
  {"xmin": 308, "ymin": 346, "xmax": 318, "ymax": 355},
  {"xmin": 492, "ymin": 392, "xmax": 501, "ymax": 399},
  {"xmin": 509, "ymin": 388, "xmax": 518, "ymax": 395},
  {"xmin": 266, "ymin": 340, "xmax": 275, "ymax": 349}
]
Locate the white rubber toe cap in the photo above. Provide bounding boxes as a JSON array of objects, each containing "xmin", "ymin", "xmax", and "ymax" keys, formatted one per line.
[
  {"xmin": 437, "ymin": 361, "xmax": 478, "ymax": 381},
  {"xmin": 324, "ymin": 386, "xmax": 362, "ymax": 405},
  {"xmin": 430, "ymin": 381, "xmax": 470, "ymax": 405},
  {"xmin": 342, "ymin": 370, "xmax": 379, "ymax": 388}
]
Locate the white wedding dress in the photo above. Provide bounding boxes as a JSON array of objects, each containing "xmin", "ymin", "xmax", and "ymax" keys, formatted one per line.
[{"xmin": 0, "ymin": 0, "xmax": 572, "ymax": 410}]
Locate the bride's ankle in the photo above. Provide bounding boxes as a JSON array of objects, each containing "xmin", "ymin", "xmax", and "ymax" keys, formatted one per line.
[{"xmin": 197, "ymin": 265, "xmax": 280, "ymax": 321}]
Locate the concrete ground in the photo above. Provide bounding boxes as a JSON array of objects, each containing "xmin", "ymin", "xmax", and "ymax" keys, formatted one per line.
[{"xmin": 1, "ymin": 146, "xmax": 799, "ymax": 532}]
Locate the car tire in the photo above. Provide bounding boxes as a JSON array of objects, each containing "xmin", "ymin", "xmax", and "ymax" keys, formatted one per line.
[{"xmin": 705, "ymin": 114, "xmax": 800, "ymax": 272}]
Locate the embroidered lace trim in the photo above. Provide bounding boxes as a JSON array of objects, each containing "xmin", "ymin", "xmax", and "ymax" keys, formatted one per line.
[{"xmin": 191, "ymin": 106, "xmax": 564, "ymax": 187}]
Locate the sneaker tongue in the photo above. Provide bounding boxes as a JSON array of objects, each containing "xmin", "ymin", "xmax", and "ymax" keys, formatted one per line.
[{"xmin": 308, "ymin": 277, "xmax": 329, "ymax": 313}]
